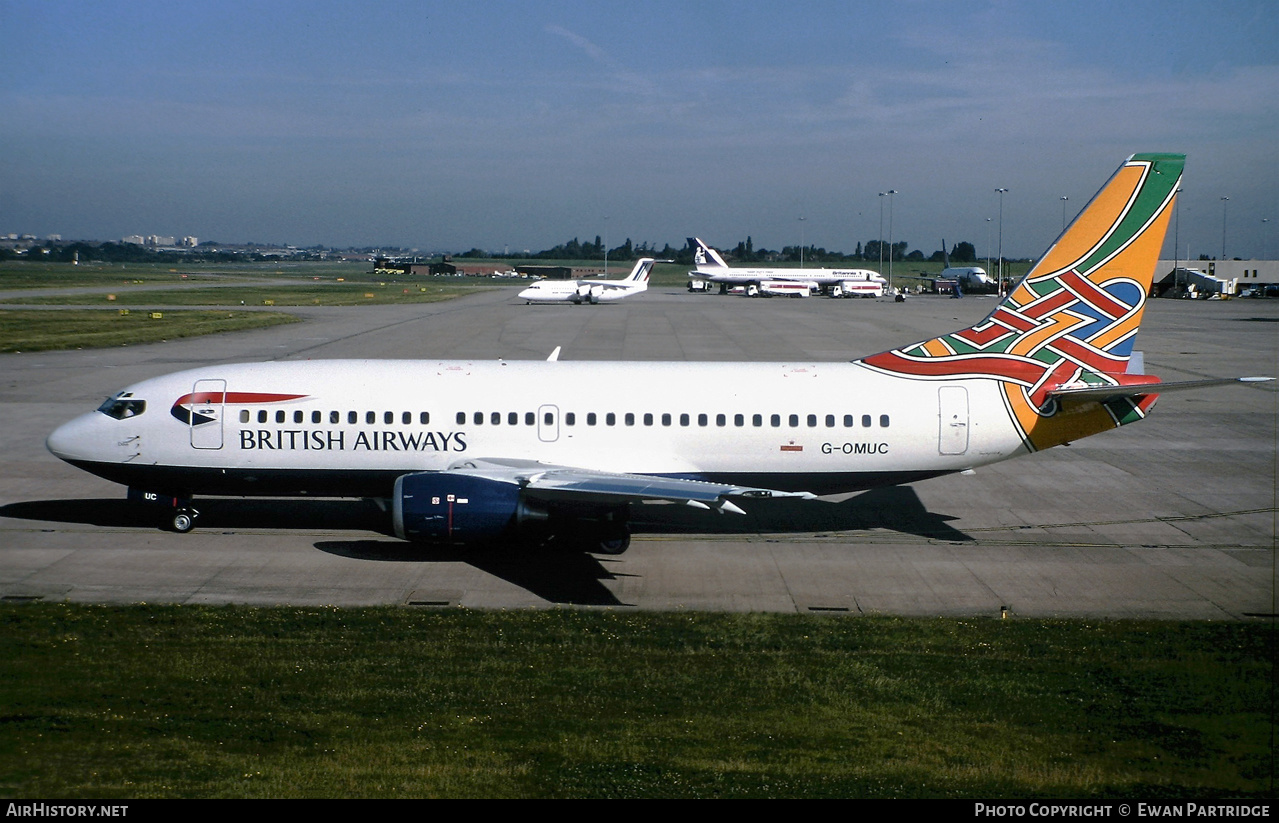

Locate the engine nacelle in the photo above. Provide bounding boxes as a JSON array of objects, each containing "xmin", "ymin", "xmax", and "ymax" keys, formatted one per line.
[{"xmin": 392, "ymin": 472, "xmax": 545, "ymax": 543}]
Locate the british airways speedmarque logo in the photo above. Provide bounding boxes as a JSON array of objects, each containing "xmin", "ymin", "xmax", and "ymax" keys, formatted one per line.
[{"xmin": 170, "ymin": 392, "xmax": 308, "ymax": 425}]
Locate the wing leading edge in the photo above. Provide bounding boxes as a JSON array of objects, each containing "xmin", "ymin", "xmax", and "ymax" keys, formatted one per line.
[{"xmin": 447, "ymin": 457, "xmax": 815, "ymax": 513}]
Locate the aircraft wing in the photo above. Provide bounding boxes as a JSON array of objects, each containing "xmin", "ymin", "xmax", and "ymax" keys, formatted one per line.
[
  {"xmin": 446, "ymin": 457, "xmax": 815, "ymax": 514},
  {"xmin": 1047, "ymin": 376, "xmax": 1272, "ymax": 404}
]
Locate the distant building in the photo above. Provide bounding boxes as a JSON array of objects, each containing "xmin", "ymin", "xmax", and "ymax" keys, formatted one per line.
[
  {"xmin": 515, "ymin": 265, "xmax": 604, "ymax": 280},
  {"xmin": 1155, "ymin": 259, "xmax": 1278, "ymax": 297}
]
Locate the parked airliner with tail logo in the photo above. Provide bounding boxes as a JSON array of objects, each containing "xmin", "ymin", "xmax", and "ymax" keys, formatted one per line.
[
  {"xmin": 688, "ymin": 238, "xmax": 887, "ymax": 297},
  {"xmin": 47, "ymin": 155, "xmax": 1269, "ymax": 553},
  {"xmin": 518, "ymin": 257, "xmax": 659, "ymax": 304}
]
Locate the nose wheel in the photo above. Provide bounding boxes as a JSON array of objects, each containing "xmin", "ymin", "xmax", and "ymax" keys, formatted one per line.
[{"xmin": 171, "ymin": 508, "xmax": 199, "ymax": 533}]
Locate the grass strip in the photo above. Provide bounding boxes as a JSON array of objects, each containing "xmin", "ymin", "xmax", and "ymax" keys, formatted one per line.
[
  {"xmin": 1, "ymin": 604, "xmax": 1270, "ymax": 798},
  {"xmin": 0, "ymin": 310, "xmax": 301, "ymax": 353},
  {"xmin": 4, "ymin": 283, "xmax": 501, "ymax": 308}
]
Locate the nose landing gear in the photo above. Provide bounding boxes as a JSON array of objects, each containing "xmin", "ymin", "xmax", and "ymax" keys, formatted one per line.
[{"xmin": 171, "ymin": 508, "xmax": 199, "ymax": 533}]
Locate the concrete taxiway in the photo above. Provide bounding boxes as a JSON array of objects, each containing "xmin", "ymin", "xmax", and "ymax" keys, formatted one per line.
[{"xmin": 1, "ymin": 285, "xmax": 1275, "ymax": 616}]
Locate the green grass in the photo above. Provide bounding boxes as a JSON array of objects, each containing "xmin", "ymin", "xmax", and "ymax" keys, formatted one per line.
[
  {"xmin": 0, "ymin": 310, "xmax": 301, "ymax": 353},
  {"xmin": 0, "ymin": 605, "xmax": 1270, "ymax": 798},
  {"xmin": 4, "ymin": 282, "xmax": 507, "ymax": 308}
]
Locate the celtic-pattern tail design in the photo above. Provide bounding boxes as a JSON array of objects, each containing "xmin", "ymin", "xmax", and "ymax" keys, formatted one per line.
[{"xmin": 860, "ymin": 154, "xmax": 1184, "ymax": 451}]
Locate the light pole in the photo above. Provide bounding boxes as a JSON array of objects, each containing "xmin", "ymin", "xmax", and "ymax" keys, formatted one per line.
[
  {"xmin": 877, "ymin": 192, "xmax": 887, "ymax": 277},
  {"xmin": 986, "ymin": 217, "xmax": 992, "ymax": 277},
  {"xmin": 995, "ymin": 188, "xmax": 1009, "ymax": 294},
  {"xmin": 798, "ymin": 216, "xmax": 806, "ymax": 268},
  {"xmin": 887, "ymin": 190, "xmax": 898, "ymax": 291},
  {"xmin": 1173, "ymin": 188, "xmax": 1182, "ymax": 292},
  {"xmin": 603, "ymin": 214, "xmax": 609, "ymax": 276},
  {"xmin": 1220, "ymin": 196, "xmax": 1229, "ymax": 260},
  {"xmin": 1264, "ymin": 218, "xmax": 1272, "ymax": 260},
  {"xmin": 1060, "ymin": 196, "xmax": 1069, "ymax": 232}
]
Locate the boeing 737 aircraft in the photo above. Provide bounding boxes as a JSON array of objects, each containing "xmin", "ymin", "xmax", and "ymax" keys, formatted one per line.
[
  {"xmin": 46, "ymin": 155, "xmax": 1268, "ymax": 553},
  {"xmin": 518, "ymin": 258, "xmax": 658, "ymax": 304},
  {"xmin": 688, "ymin": 238, "xmax": 888, "ymax": 297}
]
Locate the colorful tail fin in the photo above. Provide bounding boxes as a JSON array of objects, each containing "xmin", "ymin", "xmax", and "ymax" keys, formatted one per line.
[
  {"xmin": 689, "ymin": 238, "xmax": 729, "ymax": 269},
  {"xmin": 861, "ymin": 153, "xmax": 1184, "ymax": 451},
  {"xmin": 625, "ymin": 258, "xmax": 656, "ymax": 284}
]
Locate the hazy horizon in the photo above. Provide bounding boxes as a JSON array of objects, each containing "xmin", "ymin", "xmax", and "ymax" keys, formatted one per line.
[{"xmin": 4, "ymin": 1, "xmax": 1276, "ymax": 260}]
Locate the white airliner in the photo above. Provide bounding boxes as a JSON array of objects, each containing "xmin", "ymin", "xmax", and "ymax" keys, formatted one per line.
[
  {"xmin": 688, "ymin": 238, "xmax": 888, "ymax": 297},
  {"xmin": 517, "ymin": 258, "xmax": 658, "ymax": 304},
  {"xmin": 45, "ymin": 155, "xmax": 1269, "ymax": 553}
]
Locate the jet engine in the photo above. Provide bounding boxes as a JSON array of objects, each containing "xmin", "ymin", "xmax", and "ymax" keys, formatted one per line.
[{"xmin": 392, "ymin": 472, "xmax": 547, "ymax": 543}]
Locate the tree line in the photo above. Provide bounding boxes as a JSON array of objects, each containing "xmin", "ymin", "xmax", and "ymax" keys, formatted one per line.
[{"xmin": 461, "ymin": 236, "xmax": 980, "ymax": 265}]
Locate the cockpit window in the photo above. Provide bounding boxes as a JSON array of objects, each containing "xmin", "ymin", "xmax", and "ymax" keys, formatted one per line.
[{"xmin": 97, "ymin": 393, "xmax": 146, "ymax": 420}]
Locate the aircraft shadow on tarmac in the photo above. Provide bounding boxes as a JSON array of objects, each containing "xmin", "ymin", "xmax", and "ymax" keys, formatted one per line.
[{"xmin": 1, "ymin": 486, "xmax": 967, "ymax": 607}]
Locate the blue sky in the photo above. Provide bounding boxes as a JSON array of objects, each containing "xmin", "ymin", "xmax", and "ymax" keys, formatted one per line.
[{"xmin": 3, "ymin": 0, "xmax": 1276, "ymax": 259}]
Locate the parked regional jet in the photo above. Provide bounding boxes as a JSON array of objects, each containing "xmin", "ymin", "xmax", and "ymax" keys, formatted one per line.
[
  {"xmin": 46, "ymin": 155, "xmax": 1270, "ymax": 553},
  {"xmin": 518, "ymin": 258, "xmax": 658, "ymax": 304},
  {"xmin": 688, "ymin": 238, "xmax": 888, "ymax": 297}
]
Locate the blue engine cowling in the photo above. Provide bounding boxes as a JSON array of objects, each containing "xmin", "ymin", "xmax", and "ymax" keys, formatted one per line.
[{"xmin": 392, "ymin": 472, "xmax": 545, "ymax": 543}]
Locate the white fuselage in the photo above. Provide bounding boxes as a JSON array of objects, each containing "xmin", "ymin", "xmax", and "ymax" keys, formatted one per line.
[
  {"xmin": 46, "ymin": 359, "xmax": 1028, "ymax": 500},
  {"xmin": 518, "ymin": 279, "xmax": 645, "ymax": 304},
  {"xmin": 692, "ymin": 266, "xmax": 886, "ymax": 290}
]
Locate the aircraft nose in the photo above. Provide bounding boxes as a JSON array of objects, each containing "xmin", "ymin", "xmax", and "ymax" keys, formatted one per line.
[{"xmin": 46, "ymin": 413, "xmax": 104, "ymax": 463}]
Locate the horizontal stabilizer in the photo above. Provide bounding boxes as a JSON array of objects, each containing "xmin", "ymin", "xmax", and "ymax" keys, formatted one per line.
[{"xmin": 1047, "ymin": 376, "xmax": 1273, "ymax": 404}]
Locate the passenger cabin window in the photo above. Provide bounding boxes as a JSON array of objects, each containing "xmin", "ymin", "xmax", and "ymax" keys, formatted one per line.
[
  {"xmin": 403, "ymin": 412, "xmax": 412, "ymax": 425},
  {"xmin": 331, "ymin": 411, "xmax": 340, "ymax": 424},
  {"xmin": 348, "ymin": 411, "xmax": 358, "ymax": 424},
  {"xmin": 643, "ymin": 413, "xmax": 653, "ymax": 426},
  {"xmin": 587, "ymin": 413, "xmax": 597, "ymax": 426},
  {"xmin": 276, "ymin": 410, "xmax": 286, "ymax": 424},
  {"xmin": 508, "ymin": 412, "xmax": 517, "ymax": 425},
  {"xmin": 525, "ymin": 412, "xmax": 535, "ymax": 425},
  {"xmin": 312, "ymin": 411, "xmax": 322, "ymax": 424},
  {"xmin": 294, "ymin": 410, "xmax": 304, "ymax": 424},
  {"xmin": 752, "ymin": 414, "xmax": 762, "ymax": 427},
  {"xmin": 770, "ymin": 414, "xmax": 781, "ymax": 427},
  {"xmin": 491, "ymin": 411, "xmax": 501, "ymax": 425},
  {"xmin": 880, "ymin": 414, "xmax": 890, "ymax": 427},
  {"xmin": 258, "ymin": 410, "xmax": 268, "ymax": 423},
  {"xmin": 606, "ymin": 413, "xmax": 616, "ymax": 426},
  {"xmin": 456, "ymin": 412, "xmax": 466, "ymax": 425},
  {"xmin": 862, "ymin": 414, "xmax": 872, "ymax": 428},
  {"xmin": 421, "ymin": 412, "xmax": 430, "ymax": 425},
  {"xmin": 366, "ymin": 411, "xmax": 376, "ymax": 425},
  {"xmin": 239, "ymin": 410, "xmax": 250, "ymax": 423},
  {"xmin": 565, "ymin": 412, "xmax": 576, "ymax": 425},
  {"xmin": 625, "ymin": 413, "xmax": 635, "ymax": 426}
]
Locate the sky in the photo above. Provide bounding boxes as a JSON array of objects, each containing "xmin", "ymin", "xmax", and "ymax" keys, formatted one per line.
[{"xmin": 2, "ymin": 0, "xmax": 1277, "ymax": 260}]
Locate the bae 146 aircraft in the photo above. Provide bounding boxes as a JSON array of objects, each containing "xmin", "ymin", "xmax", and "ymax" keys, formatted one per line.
[
  {"xmin": 46, "ymin": 154, "xmax": 1270, "ymax": 553},
  {"xmin": 688, "ymin": 238, "xmax": 888, "ymax": 297},
  {"xmin": 517, "ymin": 257, "xmax": 659, "ymax": 304}
]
